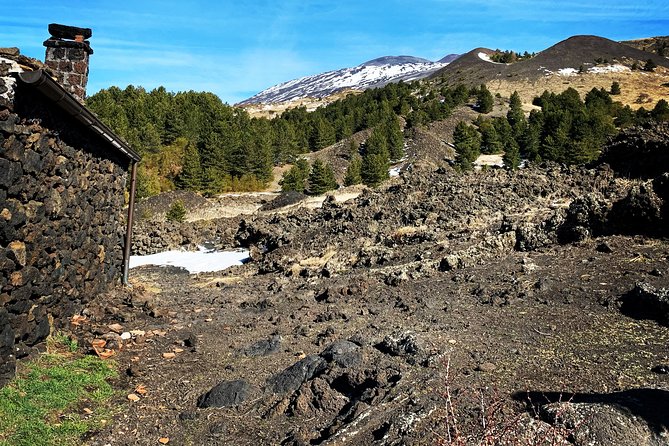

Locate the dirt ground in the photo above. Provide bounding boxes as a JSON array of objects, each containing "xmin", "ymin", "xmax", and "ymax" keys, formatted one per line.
[{"xmin": 74, "ymin": 160, "xmax": 669, "ymax": 446}]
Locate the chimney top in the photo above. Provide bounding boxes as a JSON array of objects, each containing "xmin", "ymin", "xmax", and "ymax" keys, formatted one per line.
[
  {"xmin": 43, "ymin": 23, "xmax": 93, "ymax": 102},
  {"xmin": 48, "ymin": 23, "xmax": 92, "ymax": 41}
]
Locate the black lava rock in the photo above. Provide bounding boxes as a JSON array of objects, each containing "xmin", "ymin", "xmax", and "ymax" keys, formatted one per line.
[
  {"xmin": 267, "ymin": 355, "xmax": 326, "ymax": 394},
  {"xmin": 197, "ymin": 379, "xmax": 250, "ymax": 408}
]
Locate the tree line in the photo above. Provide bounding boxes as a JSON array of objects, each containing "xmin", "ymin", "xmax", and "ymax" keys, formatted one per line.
[
  {"xmin": 88, "ymin": 80, "xmax": 472, "ymax": 197},
  {"xmin": 453, "ymin": 83, "xmax": 669, "ymax": 171}
]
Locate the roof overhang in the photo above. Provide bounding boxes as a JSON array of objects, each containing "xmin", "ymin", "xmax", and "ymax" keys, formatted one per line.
[{"xmin": 17, "ymin": 70, "xmax": 141, "ymax": 163}]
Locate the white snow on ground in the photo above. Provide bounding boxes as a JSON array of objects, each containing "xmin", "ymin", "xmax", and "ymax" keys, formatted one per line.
[
  {"xmin": 557, "ymin": 68, "xmax": 579, "ymax": 76},
  {"xmin": 389, "ymin": 166, "xmax": 402, "ymax": 177},
  {"xmin": 553, "ymin": 64, "xmax": 630, "ymax": 77},
  {"xmin": 243, "ymin": 61, "xmax": 448, "ymax": 104},
  {"xmin": 478, "ymin": 52, "xmax": 492, "ymax": 62},
  {"xmin": 129, "ymin": 246, "xmax": 250, "ymax": 274},
  {"xmin": 478, "ymin": 52, "xmax": 505, "ymax": 64},
  {"xmin": 588, "ymin": 64, "xmax": 630, "ymax": 74}
]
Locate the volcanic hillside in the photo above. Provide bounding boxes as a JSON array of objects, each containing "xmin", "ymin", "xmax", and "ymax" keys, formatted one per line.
[
  {"xmin": 432, "ymin": 35, "xmax": 669, "ymax": 109},
  {"xmin": 433, "ymin": 35, "xmax": 669, "ymax": 83}
]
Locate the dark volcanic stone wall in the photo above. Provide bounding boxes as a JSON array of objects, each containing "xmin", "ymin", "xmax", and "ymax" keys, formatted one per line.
[{"xmin": 0, "ymin": 66, "xmax": 130, "ymax": 385}]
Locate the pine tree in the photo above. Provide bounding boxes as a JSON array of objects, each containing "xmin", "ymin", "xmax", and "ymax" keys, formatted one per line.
[
  {"xmin": 177, "ymin": 143, "xmax": 203, "ymax": 190},
  {"xmin": 310, "ymin": 117, "xmax": 336, "ymax": 150},
  {"xmin": 307, "ymin": 159, "xmax": 337, "ymax": 195},
  {"xmin": 453, "ymin": 121, "xmax": 481, "ymax": 170},
  {"xmin": 610, "ymin": 81, "xmax": 621, "ymax": 95},
  {"xmin": 503, "ymin": 139, "xmax": 521, "ymax": 170},
  {"xmin": 479, "ymin": 120, "xmax": 502, "ymax": 154},
  {"xmin": 166, "ymin": 200, "xmax": 187, "ymax": 222},
  {"xmin": 477, "ymin": 84, "xmax": 494, "ymax": 113},
  {"xmin": 385, "ymin": 116, "xmax": 405, "ymax": 161},
  {"xmin": 344, "ymin": 155, "xmax": 363, "ymax": 186},
  {"xmin": 280, "ymin": 165, "xmax": 307, "ymax": 192},
  {"xmin": 507, "ymin": 91, "xmax": 526, "ymax": 135},
  {"xmin": 644, "ymin": 59, "xmax": 657, "ymax": 72},
  {"xmin": 361, "ymin": 127, "xmax": 390, "ymax": 186},
  {"xmin": 652, "ymin": 99, "xmax": 669, "ymax": 121}
]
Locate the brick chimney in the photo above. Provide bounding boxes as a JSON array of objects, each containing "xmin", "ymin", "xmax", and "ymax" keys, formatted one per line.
[{"xmin": 43, "ymin": 23, "xmax": 93, "ymax": 103}]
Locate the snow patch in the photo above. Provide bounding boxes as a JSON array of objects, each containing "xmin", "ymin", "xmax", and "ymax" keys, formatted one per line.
[
  {"xmin": 478, "ymin": 52, "xmax": 504, "ymax": 64},
  {"xmin": 553, "ymin": 64, "xmax": 630, "ymax": 77},
  {"xmin": 129, "ymin": 246, "xmax": 250, "ymax": 274},
  {"xmin": 588, "ymin": 64, "xmax": 630, "ymax": 74},
  {"xmin": 241, "ymin": 60, "xmax": 448, "ymax": 104},
  {"xmin": 478, "ymin": 52, "xmax": 492, "ymax": 62},
  {"xmin": 557, "ymin": 68, "xmax": 578, "ymax": 76}
]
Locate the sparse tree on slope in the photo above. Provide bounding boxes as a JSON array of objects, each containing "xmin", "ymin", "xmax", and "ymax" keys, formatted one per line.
[
  {"xmin": 477, "ymin": 84, "xmax": 494, "ymax": 114},
  {"xmin": 479, "ymin": 120, "xmax": 502, "ymax": 154},
  {"xmin": 280, "ymin": 158, "xmax": 310, "ymax": 192},
  {"xmin": 652, "ymin": 99, "xmax": 669, "ymax": 121},
  {"xmin": 361, "ymin": 127, "xmax": 390, "ymax": 187},
  {"xmin": 385, "ymin": 116, "xmax": 405, "ymax": 161},
  {"xmin": 453, "ymin": 121, "xmax": 481, "ymax": 171},
  {"xmin": 307, "ymin": 159, "xmax": 338, "ymax": 195},
  {"xmin": 507, "ymin": 91, "xmax": 526, "ymax": 136},
  {"xmin": 503, "ymin": 139, "xmax": 521, "ymax": 170},
  {"xmin": 344, "ymin": 155, "xmax": 363, "ymax": 186}
]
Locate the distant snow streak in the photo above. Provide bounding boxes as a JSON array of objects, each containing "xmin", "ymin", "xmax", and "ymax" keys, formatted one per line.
[{"xmin": 242, "ymin": 61, "xmax": 448, "ymax": 104}]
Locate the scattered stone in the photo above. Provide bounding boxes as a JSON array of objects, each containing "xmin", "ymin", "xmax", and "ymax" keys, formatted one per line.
[
  {"xmin": 197, "ymin": 379, "xmax": 251, "ymax": 408},
  {"xmin": 267, "ymin": 355, "xmax": 327, "ymax": 394},
  {"xmin": 375, "ymin": 331, "xmax": 423, "ymax": 364},
  {"xmin": 178, "ymin": 411, "xmax": 198, "ymax": 421},
  {"xmin": 596, "ymin": 241, "xmax": 613, "ymax": 253},
  {"xmin": 475, "ymin": 362, "xmax": 496, "ymax": 372},
  {"xmin": 320, "ymin": 340, "xmax": 362, "ymax": 368},
  {"xmin": 242, "ymin": 335, "xmax": 281, "ymax": 357},
  {"xmin": 651, "ymin": 365, "xmax": 669, "ymax": 374},
  {"xmin": 108, "ymin": 323, "xmax": 124, "ymax": 333},
  {"xmin": 619, "ymin": 282, "xmax": 669, "ymax": 326}
]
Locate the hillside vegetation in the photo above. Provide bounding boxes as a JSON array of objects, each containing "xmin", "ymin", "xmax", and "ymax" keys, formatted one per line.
[{"xmin": 90, "ymin": 82, "xmax": 669, "ymax": 200}]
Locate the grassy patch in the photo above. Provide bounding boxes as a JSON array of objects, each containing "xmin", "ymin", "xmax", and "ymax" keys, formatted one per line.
[{"xmin": 0, "ymin": 336, "xmax": 118, "ymax": 446}]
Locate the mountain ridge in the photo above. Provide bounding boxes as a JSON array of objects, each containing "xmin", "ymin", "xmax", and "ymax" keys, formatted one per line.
[
  {"xmin": 237, "ymin": 54, "xmax": 456, "ymax": 105},
  {"xmin": 432, "ymin": 35, "xmax": 669, "ymax": 84}
]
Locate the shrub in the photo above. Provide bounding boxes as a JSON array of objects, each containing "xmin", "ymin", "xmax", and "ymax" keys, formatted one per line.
[{"xmin": 166, "ymin": 200, "xmax": 187, "ymax": 222}]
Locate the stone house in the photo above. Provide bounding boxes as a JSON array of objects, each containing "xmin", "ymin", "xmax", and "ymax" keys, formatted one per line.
[{"xmin": 0, "ymin": 24, "xmax": 140, "ymax": 385}]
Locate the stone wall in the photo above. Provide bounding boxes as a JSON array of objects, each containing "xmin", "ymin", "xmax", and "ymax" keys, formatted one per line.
[{"xmin": 0, "ymin": 59, "xmax": 130, "ymax": 385}]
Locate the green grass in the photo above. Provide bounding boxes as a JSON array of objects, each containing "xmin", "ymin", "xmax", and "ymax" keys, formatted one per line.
[{"xmin": 0, "ymin": 338, "xmax": 118, "ymax": 446}]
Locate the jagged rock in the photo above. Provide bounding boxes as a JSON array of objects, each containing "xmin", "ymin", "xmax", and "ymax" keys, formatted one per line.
[
  {"xmin": 242, "ymin": 335, "xmax": 281, "ymax": 357},
  {"xmin": 375, "ymin": 331, "xmax": 423, "ymax": 364},
  {"xmin": 541, "ymin": 401, "xmax": 660, "ymax": 446},
  {"xmin": 320, "ymin": 340, "xmax": 362, "ymax": 368},
  {"xmin": 0, "ymin": 308, "xmax": 15, "ymax": 387},
  {"xmin": 197, "ymin": 379, "xmax": 251, "ymax": 408},
  {"xmin": 601, "ymin": 122, "xmax": 669, "ymax": 179},
  {"xmin": 267, "ymin": 355, "xmax": 327, "ymax": 394},
  {"xmin": 558, "ymin": 194, "xmax": 610, "ymax": 242},
  {"xmin": 608, "ymin": 183, "xmax": 664, "ymax": 235},
  {"xmin": 619, "ymin": 282, "xmax": 669, "ymax": 326}
]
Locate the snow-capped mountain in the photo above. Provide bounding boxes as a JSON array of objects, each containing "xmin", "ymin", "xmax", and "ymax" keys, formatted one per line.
[{"xmin": 238, "ymin": 55, "xmax": 457, "ymax": 105}]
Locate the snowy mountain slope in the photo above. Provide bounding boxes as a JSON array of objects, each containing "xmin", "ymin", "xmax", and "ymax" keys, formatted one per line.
[{"xmin": 238, "ymin": 55, "xmax": 455, "ymax": 105}]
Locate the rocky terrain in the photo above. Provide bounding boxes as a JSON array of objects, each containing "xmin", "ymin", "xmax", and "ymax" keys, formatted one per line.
[{"xmin": 67, "ymin": 123, "xmax": 669, "ymax": 445}]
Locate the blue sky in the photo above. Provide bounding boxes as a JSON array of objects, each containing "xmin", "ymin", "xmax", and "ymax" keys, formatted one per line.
[{"xmin": 2, "ymin": 0, "xmax": 668, "ymax": 104}]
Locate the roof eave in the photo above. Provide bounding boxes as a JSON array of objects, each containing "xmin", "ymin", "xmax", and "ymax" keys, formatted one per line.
[{"xmin": 17, "ymin": 70, "xmax": 141, "ymax": 163}]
